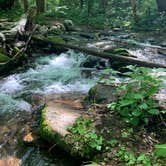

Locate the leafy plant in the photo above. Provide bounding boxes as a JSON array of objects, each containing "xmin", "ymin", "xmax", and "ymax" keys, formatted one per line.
[
  {"xmin": 66, "ymin": 117, "xmax": 103, "ymax": 158},
  {"xmin": 155, "ymin": 144, "xmax": 166, "ymax": 157},
  {"xmin": 116, "ymin": 147, "xmax": 136, "ymax": 165},
  {"xmin": 116, "ymin": 147, "xmax": 153, "ymax": 166},
  {"xmin": 108, "ymin": 66, "xmax": 163, "ymax": 126}
]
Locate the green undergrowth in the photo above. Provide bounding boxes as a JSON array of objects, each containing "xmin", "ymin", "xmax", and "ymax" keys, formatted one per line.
[
  {"xmin": 0, "ymin": 7, "xmax": 23, "ymax": 21},
  {"xmin": 39, "ymin": 106, "xmax": 70, "ymax": 151},
  {"xmin": 0, "ymin": 53, "xmax": 11, "ymax": 63},
  {"xmin": 47, "ymin": 36, "xmax": 65, "ymax": 43},
  {"xmin": 65, "ymin": 117, "xmax": 103, "ymax": 159},
  {"xmin": 39, "ymin": 107, "xmax": 103, "ymax": 159},
  {"xmin": 39, "ymin": 66, "xmax": 166, "ymax": 165},
  {"xmin": 107, "ymin": 66, "xmax": 165, "ymax": 126}
]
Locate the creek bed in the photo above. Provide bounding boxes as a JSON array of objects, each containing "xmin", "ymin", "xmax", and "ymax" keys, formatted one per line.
[{"xmin": 0, "ymin": 50, "xmax": 99, "ymax": 165}]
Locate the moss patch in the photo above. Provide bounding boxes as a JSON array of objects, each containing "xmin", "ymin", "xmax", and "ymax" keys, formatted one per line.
[
  {"xmin": 39, "ymin": 107, "xmax": 103, "ymax": 159},
  {"xmin": 0, "ymin": 53, "xmax": 10, "ymax": 63},
  {"xmin": 47, "ymin": 36, "xmax": 65, "ymax": 44}
]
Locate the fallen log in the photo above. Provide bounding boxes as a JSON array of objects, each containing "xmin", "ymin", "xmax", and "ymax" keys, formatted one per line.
[
  {"xmin": 104, "ymin": 38, "xmax": 166, "ymax": 51},
  {"xmin": 31, "ymin": 36, "xmax": 166, "ymax": 68}
]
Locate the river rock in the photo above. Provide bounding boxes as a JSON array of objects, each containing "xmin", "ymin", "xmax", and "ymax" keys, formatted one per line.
[
  {"xmin": 39, "ymin": 98, "xmax": 83, "ymax": 155},
  {"xmin": 25, "ymin": 94, "xmax": 46, "ymax": 112},
  {"xmin": 0, "ymin": 156, "xmax": 20, "ymax": 166},
  {"xmin": 63, "ymin": 19, "xmax": 75, "ymax": 31},
  {"xmin": 38, "ymin": 25, "xmax": 48, "ymax": 36},
  {"xmin": 49, "ymin": 23, "xmax": 65, "ymax": 34},
  {"xmin": 84, "ymin": 83, "xmax": 119, "ymax": 105},
  {"xmin": 81, "ymin": 56, "xmax": 110, "ymax": 69}
]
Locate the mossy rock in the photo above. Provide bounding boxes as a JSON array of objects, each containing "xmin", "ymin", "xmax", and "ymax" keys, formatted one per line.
[
  {"xmin": 39, "ymin": 101, "xmax": 103, "ymax": 159},
  {"xmin": 83, "ymin": 83, "xmax": 119, "ymax": 105},
  {"xmin": 47, "ymin": 36, "xmax": 65, "ymax": 44},
  {"xmin": 39, "ymin": 102, "xmax": 83, "ymax": 157},
  {"xmin": 0, "ymin": 53, "xmax": 10, "ymax": 63}
]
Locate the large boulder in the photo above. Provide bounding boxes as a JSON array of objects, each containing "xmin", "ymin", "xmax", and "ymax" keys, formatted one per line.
[{"xmin": 84, "ymin": 83, "xmax": 119, "ymax": 105}]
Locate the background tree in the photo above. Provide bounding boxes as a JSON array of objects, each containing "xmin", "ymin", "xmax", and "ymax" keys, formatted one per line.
[
  {"xmin": 0, "ymin": 0, "xmax": 15, "ymax": 10},
  {"xmin": 22, "ymin": 0, "xmax": 29, "ymax": 12},
  {"xmin": 36, "ymin": 0, "xmax": 45, "ymax": 13},
  {"xmin": 156, "ymin": 0, "xmax": 166, "ymax": 12}
]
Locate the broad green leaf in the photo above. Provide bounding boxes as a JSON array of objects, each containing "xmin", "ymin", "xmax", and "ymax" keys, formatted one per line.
[
  {"xmin": 119, "ymin": 100, "xmax": 134, "ymax": 107},
  {"xmin": 155, "ymin": 144, "xmax": 166, "ymax": 157},
  {"xmin": 132, "ymin": 109, "xmax": 141, "ymax": 117},
  {"xmin": 148, "ymin": 109, "xmax": 160, "ymax": 115}
]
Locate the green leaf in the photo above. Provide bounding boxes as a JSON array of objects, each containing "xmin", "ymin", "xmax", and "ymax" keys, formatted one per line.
[
  {"xmin": 139, "ymin": 103, "xmax": 148, "ymax": 110},
  {"xmin": 119, "ymin": 100, "xmax": 134, "ymax": 107},
  {"xmin": 107, "ymin": 102, "xmax": 116, "ymax": 110},
  {"xmin": 132, "ymin": 109, "xmax": 141, "ymax": 117},
  {"xmin": 155, "ymin": 144, "xmax": 166, "ymax": 157},
  {"xmin": 148, "ymin": 109, "xmax": 160, "ymax": 115}
]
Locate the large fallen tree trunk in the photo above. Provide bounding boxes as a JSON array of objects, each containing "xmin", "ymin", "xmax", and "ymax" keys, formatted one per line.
[
  {"xmin": 101, "ymin": 38, "xmax": 166, "ymax": 52},
  {"xmin": 31, "ymin": 36, "xmax": 166, "ymax": 68}
]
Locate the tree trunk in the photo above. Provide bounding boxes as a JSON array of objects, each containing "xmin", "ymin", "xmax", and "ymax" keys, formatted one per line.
[
  {"xmin": 0, "ymin": 0, "xmax": 15, "ymax": 10},
  {"xmin": 131, "ymin": 0, "xmax": 139, "ymax": 24},
  {"xmin": 87, "ymin": 0, "xmax": 94, "ymax": 17},
  {"xmin": 80, "ymin": 0, "xmax": 84, "ymax": 9},
  {"xmin": 36, "ymin": 0, "xmax": 45, "ymax": 14},
  {"xmin": 25, "ymin": 7, "xmax": 37, "ymax": 31},
  {"xmin": 156, "ymin": 0, "xmax": 166, "ymax": 12},
  {"xmin": 99, "ymin": 0, "xmax": 108, "ymax": 14},
  {"xmin": 22, "ymin": 0, "xmax": 29, "ymax": 12}
]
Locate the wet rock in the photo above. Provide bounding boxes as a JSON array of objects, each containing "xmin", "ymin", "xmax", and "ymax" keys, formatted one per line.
[
  {"xmin": 25, "ymin": 94, "xmax": 45, "ymax": 112},
  {"xmin": 81, "ymin": 56, "xmax": 110, "ymax": 69},
  {"xmin": 112, "ymin": 27, "xmax": 122, "ymax": 32},
  {"xmin": 39, "ymin": 97, "xmax": 89, "ymax": 157},
  {"xmin": 38, "ymin": 25, "xmax": 48, "ymax": 36},
  {"xmin": 0, "ymin": 156, "xmax": 20, "ymax": 166},
  {"xmin": 49, "ymin": 23, "xmax": 65, "ymax": 34},
  {"xmin": 14, "ymin": 41, "xmax": 25, "ymax": 48},
  {"xmin": 161, "ymin": 42, "xmax": 166, "ymax": 47},
  {"xmin": 84, "ymin": 83, "xmax": 119, "ymax": 105},
  {"xmin": 63, "ymin": 20, "xmax": 75, "ymax": 31}
]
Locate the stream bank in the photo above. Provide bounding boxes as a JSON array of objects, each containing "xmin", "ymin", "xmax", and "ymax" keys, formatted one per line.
[{"xmin": 0, "ymin": 18, "xmax": 166, "ymax": 165}]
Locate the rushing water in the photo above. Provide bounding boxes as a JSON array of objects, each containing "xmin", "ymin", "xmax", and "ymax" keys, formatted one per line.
[{"xmin": 0, "ymin": 50, "xmax": 98, "ymax": 165}]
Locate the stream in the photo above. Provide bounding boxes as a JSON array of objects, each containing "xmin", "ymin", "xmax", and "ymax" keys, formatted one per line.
[
  {"xmin": 0, "ymin": 28, "xmax": 166, "ymax": 165},
  {"xmin": 0, "ymin": 50, "xmax": 99, "ymax": 165}
]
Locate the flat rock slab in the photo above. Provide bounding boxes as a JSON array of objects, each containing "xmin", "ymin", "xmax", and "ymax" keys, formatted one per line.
[{"xmin": 43, "ymin": 97, "xmax": 83, "ymax": 137}]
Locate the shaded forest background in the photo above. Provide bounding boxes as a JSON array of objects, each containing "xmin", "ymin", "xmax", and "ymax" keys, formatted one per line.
[{"xmin": 0, "ymin": 0, "xmax": 166, "ymax": 30}]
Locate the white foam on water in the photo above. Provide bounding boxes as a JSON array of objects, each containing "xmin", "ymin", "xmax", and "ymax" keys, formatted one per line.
[
  {"xmin": 0, "ymin": 75, "xmax": 24, "ymax": 94},
  {"xmin": 0, "ymin": 94, "xmax": 31, "ymax": 113},
  {"xmin": 41, "ymin": 80, "xmax": 95, "ymax": 94},
  {"xmin": 0, "ymin": 50, "xmax": 97, "ymax": 113}
]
